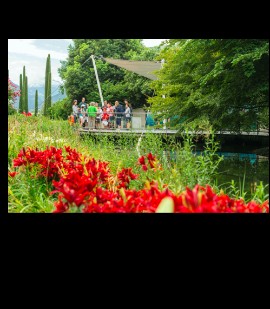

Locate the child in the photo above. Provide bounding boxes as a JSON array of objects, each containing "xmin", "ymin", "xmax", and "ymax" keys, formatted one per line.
[
  {"xmin": 68, "ymin": 114, "xmax": 75, "ymax": 126},
  {"xmin": 102, "ymin": 107, "xmax": 109, "ymax": 128}
]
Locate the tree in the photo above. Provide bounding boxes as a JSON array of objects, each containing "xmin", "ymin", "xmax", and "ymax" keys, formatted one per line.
[
  {"xmin": 44, "ymin": 54, "xmax": 51, "ymax": 116},
  {"xmin": 24, "ymin": 76, "xmax": 28, "ymax": 113},
  {"xmin": 148, "ymin": 39, "xmax": 269, "ymax": 132},
  {"xmin": 8, "ymin": 78, "xmax": 20, "ymax": 115},
  {"xmin": 35, "ymin": 90, "xmax": 38, "ymax": 116},
  {"xmin": 19, "ymin": 74, "xmax": 23, "ymax": 113},
  {"xmin": 48, "ymin": 97, "xmax": 72, "ymax": 120},
  {"xmin": 22, "ymin": 66, "xmax": 26, "ymax": 112},
  {"xmin": 59, "ymin": 39, "xmax": 160, "ymax": 109},
  {"xmin": 47, "ymin": 71, "xmax": 52, "ymax": 110}
]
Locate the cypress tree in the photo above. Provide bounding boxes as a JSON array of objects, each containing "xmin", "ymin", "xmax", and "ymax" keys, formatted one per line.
[
  {"xmin": 44, "ymin": 58, "xmax": 48, "ymax": 115},
  {"xmin": 35, "ymin": 90, "xmax": 38, "ymax": 116},
  {"xmin": 19, "ymin": 73, "xmax": 23, "ymax": 113},
  {"xmin": 24, "ymin": 76, "xmax": 28, "ymax": 113},
  {"xmin": 47, "ymin": 71, "xmax": 52, "ymax": 111},
  {"xmin": 44, "ymin": 54, "xmax": 51, "ymax": 116},
  {"xmin": 22, "ymin": 66, "xmax": 26, "ymax": 112}
]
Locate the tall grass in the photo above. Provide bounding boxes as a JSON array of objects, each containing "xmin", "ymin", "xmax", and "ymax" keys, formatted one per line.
[{"xmin": 8, "ymin": 115, "xmax": 267, "ymax": 212}]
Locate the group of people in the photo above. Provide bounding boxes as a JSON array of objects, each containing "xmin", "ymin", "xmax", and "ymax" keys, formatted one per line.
[{"xmin": 69, "ymin": 97, "xmax": 133, "ymax": 130}]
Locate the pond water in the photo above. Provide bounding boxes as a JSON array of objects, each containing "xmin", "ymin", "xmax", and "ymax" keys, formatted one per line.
[
  {"xmin": 193, "ymin": 136, "xmax": 269, "ymax": 196},
  {"xmin": 162, "ymin": 149, "xmax": 269, "ymax": 197},
  {"xmin": 214, "ymin": 153, "xmax": 269, "ymax": 195},
  {"xmin": 85, "ymin": 132, "xmax": 269, "ymax": 197}
]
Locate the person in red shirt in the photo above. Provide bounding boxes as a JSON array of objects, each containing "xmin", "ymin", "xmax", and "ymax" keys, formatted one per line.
[
  {"xmin": 102, "ymin": 107, "xmax": 109, "ymax": 128},
  {"xmin": 107, "ymin": 103, "xmax": 115, "ymax": 129}
]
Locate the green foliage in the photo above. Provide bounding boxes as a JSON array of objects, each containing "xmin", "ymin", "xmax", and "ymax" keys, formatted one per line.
[
  {"xmin": 163, "ymin": 129, "xmax": 223, "ymax": 193},
  {"xmin": 35, "ymin": 90, "xmax": 38, "ymax": 116},
  {"xmin": 24, "ymin": 76, "xmax": 28, "ymax": 113},
  {"xmin": 220, "ymin": 179, "xmax": 269, "ymax": 204},
  {"xmin": 149, "ymin": 39, "xmax": 269, "ymax": 132},
  {"xmin": 22, "ymin": 66, "xmax": 26, "ymax": 112},
  {"xmin": 19, "ymin": 66, "xmax": 28, "ymax": 113},
  {"xmin": 44, "ymin": 54, "xmax": 51, "ymax": 116},
  {"xmin": 251, "ymin": 182, "xmax": 269, "ymax": 204},
  {"xmin": 48, "ymin": 97, "xmax": 73, "ymax": 120},
  {"xmin": 128, "ymin": 46, "xmax": 160, "ymax": 61},
  {"xmin": 19, "ymin": 74, "xmax": 23, "ymax": 113},
  {"xmin": 258, "ymin": 106, "xmax": 269, "ymax": 129},
  {"xmin": 214, "ymin": 155, "xmax": 269, "ymax": 201},
  {"xmin": 59, "ymin": 39, "xmax": 160, "ymax": 108},
  {"xmin": 9, "ymin": 172, "xmax": 55, "ymax": 213},
  {"xmin": 8, "ymin": 115, "xmax": 268, "ymax": 212},
  {"xmin": 47, "ymin": 72, "xmax": 52, "ymax": 110},
  {"xmin": 8, "ymin": 102, "xmax": 16, "ymax": 115}
]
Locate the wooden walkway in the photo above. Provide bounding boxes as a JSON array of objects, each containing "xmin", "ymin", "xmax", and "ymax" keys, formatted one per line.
[
  {"xmin": 79, "ymin": 127, "xmax": 269, "ymax": 137},
  {"xmin": 79, "ymin": 128, "xmax": 179, "ymax": 135}
]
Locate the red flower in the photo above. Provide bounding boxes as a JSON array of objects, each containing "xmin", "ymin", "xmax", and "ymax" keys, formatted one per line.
[
  {"xmin": 261, "ymin": 200, "xmax": 269, "ymax": 213},
  {"xmin": 138, "ymin": 153, "xmax": 162, "ymax": 171},
  {"xmin": 117, "ymin": 167, "xmax": 138, "ymax": 188},
  {"xmin": 10, "ymin": 146, "xmax": 269, "ymax": 213},
  {"xmin": 53, "ymin": 198, "xmax": 69, "ymax": 213},
  {"xmin": 21, "ymin": 112, "xmax": 32, "ymax": 116},
  {"xmin": 8, "ymin": 171, "xmax": 17, "ymax": 177},
  {"xmin": 138, "ymin": 156, "xmax": 145, "ymax": 165},
  {"xmin": 142, "ymin": 165, "xmax": 148, "ymax": 171}
]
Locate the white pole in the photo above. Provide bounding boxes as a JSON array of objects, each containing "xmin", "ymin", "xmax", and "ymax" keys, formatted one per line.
[
  {"xmin": 91, "ymin": 55, "xmax": 104, "ymax": 107},
  {"xmin": 161, "ymin": 59, "xmax": 166, "ymax": 129}
]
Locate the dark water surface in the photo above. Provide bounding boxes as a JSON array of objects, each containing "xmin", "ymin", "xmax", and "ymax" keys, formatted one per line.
[
  {"xmin": 215, "ymin": 154, "xmax": 269, "ymax": 195},
  {"xmin": 164, "ymin": 141, "xmax": 269, "ymax": 197},
  {"xmin": 196, "ymin": 135, "xmax": 269, "ymax": 195}
]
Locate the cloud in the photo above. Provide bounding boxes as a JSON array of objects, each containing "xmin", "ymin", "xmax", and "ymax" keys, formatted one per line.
[
  {"xmin": 8, "ymin": 39, "xmax": 70, "ymax": 86},
  {"xmin": 8, "ymin": 39, "xmax": 69, "ymax": 60},
  {"xmin": 8, "ymin": 52, "xmax": 64, "ymax": 86},
  {"xmin": 8, "ymin": 39, "xmax": 166, "ymax": 86}
]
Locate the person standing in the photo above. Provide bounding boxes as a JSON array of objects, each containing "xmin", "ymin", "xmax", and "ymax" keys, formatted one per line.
[
  {"xmin": 114, "ymin": 101, "xmax": 124, "ymax": 129},
  {"xmin": 96, "ymin": 105, "xmax": 103, "ymax": 129},
  {"xmin": 146, "ymin": 110, "xmax": 155, "ymax": 127},
  {"xmin": 124, "ymin": 100, "xmax": 132, "ymax": 118},
  {"xmin": 72, "ymin": 100, "xmax": 78, "ymax": 123},
  {"xmin": 79, "ymin": 97, "xmax": 86, "ymax": 108},
  {"xmin": 78, "ymin": 107, "xmax": 84, "ymax": 127},
  {"xmin": 107, "ymin": 103, "xmax": 114, "ymax": 129},
  {"xmin": 124, "ymin": 100, "xmax": 131, "ymax": 129},
  {"xmin": 87, "ymin": 102, "xmax": 97, "ymax": 129},
  {"xmin": 103, "ymin": 100, "xmax": 108, "ymax": 109},
  {"xmin": 102, "ymin": 106, "xmax": 109, "ymax": 128},
  {"xmin": 81, "ymin": 105, "xmax": 87, "ymax": 127}
]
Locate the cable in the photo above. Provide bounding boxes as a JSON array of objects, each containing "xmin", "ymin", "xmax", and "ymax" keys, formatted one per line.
[
  {"xmin": 81, "ymin": 56, "xmax": 92, "ymax": 67},
  {"xmin": 39, "ymin": 84, "xmax": 64, "ymax": 112}
]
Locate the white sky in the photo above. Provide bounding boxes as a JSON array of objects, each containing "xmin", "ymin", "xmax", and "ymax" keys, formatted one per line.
[
  {"xmin": 143, "ymin": 39, "xmax": 166, "ymax": 47},
  {"xmin": 8, "ymin": 39, "xmax": 166, "ymax": 86}
]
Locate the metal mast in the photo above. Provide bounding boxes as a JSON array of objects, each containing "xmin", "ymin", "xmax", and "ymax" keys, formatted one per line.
[{"xmin": 91, "ymin": 55, "xmax": 104, "ymax": 107}]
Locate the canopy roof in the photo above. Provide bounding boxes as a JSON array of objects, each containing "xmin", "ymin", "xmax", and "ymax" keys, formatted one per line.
[{"xmin": 104, "ymin": 58, "xmax": 162, "ymax": 80}]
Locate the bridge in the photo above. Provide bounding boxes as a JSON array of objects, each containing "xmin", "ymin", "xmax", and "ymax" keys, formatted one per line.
[
  {"xmin": 79, "ymin": 127, "xmax": 268, "ymax": 137},
  {"xmin": 78, "ymin": 111, "xmax": 268, "ymax": 136},
  {"xmin": 77, "ymin": 110, "xmax": 268, "ymax": 157}
]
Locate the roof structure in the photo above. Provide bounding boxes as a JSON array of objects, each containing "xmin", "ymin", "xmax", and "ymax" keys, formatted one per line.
[{"xmin": 104, "ymin": 58, "xmax": 162, "ymax": 80}]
